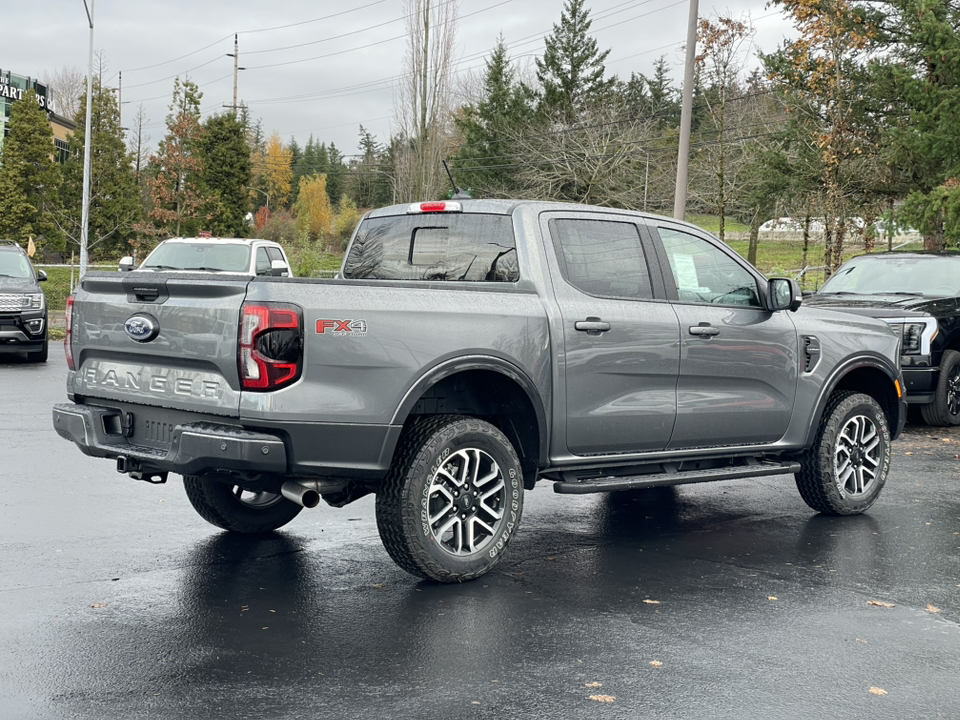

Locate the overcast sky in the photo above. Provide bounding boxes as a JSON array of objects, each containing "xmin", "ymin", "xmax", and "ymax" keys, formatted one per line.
[{"xmin": 8, "ymin": 0, "xmax": 795, "ymax": 158}]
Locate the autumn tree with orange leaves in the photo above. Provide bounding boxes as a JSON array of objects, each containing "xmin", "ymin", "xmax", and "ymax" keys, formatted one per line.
[
  {"xmin": 253, "ymin": 132, "xmax": 293, "ymax": 211},
  {"xmin": 764, "ymin": 0, "xmax": 881, "ymax": 276},
  {"xmin": 148, "ymin": 78, "xmax": 207, "ymax": 237}
]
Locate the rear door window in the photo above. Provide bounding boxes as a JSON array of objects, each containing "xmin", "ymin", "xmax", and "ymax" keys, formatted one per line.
[
  {"xmin": 550, "ymin": 219, "xmax": 653, "ymax": 300},
  {"xmin": 343, "ymin": 214, "xmax": 518, "ymax": 282}
]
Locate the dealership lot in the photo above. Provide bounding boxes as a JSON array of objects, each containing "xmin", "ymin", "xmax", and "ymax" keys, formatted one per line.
[{"xmin": 1, "ymin": 352, "xmax": 958, "ymax": 720}]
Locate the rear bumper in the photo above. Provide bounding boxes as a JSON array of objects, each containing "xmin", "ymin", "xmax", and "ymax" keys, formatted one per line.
[{"xmin": 52, "ymin": 402, "xmax": 288, "ymax": 476}]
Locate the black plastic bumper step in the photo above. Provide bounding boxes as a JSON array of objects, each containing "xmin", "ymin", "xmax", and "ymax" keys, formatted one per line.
[{"xmin": 553, "ymin": 460, "xmax": 801, "ymax": 494}]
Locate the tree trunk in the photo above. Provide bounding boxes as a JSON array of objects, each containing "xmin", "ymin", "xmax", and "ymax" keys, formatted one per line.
[{"xmin": 747, "ymin": 210, "xmax": 760, "ymax": 267}]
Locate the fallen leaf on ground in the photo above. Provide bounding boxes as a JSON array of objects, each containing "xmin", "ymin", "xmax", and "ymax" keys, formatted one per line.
[
  {"xmin": 869, "ymin": 687, "xmax": 888, "ymax": 696},
  {"xmin": 926, "ymin": 604, "xmax": 941, "ymax": 613},
  {"xmin": 855, "ymin": 638, "xmax": 868, "ymax": 644},
  {"xmin": 589, "ymin": 695, "xmax": 616, "ymax": 703},
  {"xmin": 650, "ymin": 661, "xmax": 663, "ymax": 667},
  {"xmin": 905, "ymin": 452, "xmax": 914, "ymax": 456},
  {"xmin": 867, "ymin": 601, "xmax": 895, "ymax": 608},
  {"xmin": 768, "ymin": 596, "xmax": 778, "ymax": 601},
  {"xmin": 585, "ymin": 682, "xmax": 602, "ymax": 688},
  {"xmin": 90, "ymin": 603, "xmax": 107, "ymax": 608},
  {"xmin": 643, "ymin": 599, "xmax": 660, "ymax": 604},
  {"xmin": 370, "ymin": 584, "xmax": 385, "ymax": 589}
]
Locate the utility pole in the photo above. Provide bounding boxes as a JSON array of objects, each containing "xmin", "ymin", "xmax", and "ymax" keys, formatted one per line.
[
  {"xmin": 673, "ymin": 0, "xmax": 699, "ymax": 221},
  {"xmin": 80, "ymin": 0, "xmax": 95, "ymax": 280},
  {"xmin": 224, "ymin": 35, "xmax": 245, "ymax": 114},
  {"xmin": 118, "ymin": 70, "xmax": 121, "ymax": 126}
]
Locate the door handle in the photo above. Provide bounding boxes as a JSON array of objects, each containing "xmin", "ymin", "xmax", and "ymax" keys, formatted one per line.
[
  {"xmin": 575, "ymin": 317, "xmax": 611, "ymax": 334},
  {"xmin": 688, "ymin": 324, "xmax": 720, "ymax": 337}
]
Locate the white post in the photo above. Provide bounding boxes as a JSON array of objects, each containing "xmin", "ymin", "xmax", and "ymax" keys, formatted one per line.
[
  {"xmin": 79, "ymin": 0, "xmax": 95, "ymax": 279},
  {"xmin": 673, "ymin": 0, "xmax": 699, "ymax": 221}
]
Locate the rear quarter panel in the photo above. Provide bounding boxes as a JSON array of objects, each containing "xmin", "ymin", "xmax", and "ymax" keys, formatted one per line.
[{"xmin": 239, "ymin": 278, "xmax": 552, "ymax": 425}]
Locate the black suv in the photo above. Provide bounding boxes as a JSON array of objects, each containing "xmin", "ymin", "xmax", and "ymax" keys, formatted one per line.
[
  {"xmin": 806, "ymin": 251, "xmax": 960, "ymax": 426},
  {"xmin": 0, "ymin": 241, "xmax": 48, "ymax": 363}
]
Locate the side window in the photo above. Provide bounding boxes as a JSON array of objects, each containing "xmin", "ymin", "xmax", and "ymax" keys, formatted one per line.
[
  {"xmin": 255, "ymin": 247, "xmax": 271, "ymax": 275},
  {"xmin": 265, "ymin": 247, "xmax": 286, "ymax": 266},
  {"xmin": 551, "ymin": 219, "xmax": 653, "ymax": 300},
  {"xmin": 658, "ymin": 228, "xmax": 761, "ymax": 307}
]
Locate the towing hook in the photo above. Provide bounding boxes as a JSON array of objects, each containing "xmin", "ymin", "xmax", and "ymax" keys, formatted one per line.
[{"xmin": 116, "ymin": 455, "xmax": 168, "ymax": 484}]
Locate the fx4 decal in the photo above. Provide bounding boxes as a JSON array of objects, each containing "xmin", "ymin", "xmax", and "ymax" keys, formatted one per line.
[{"xmin": 316, "ymin": 319, "xmax": 368, "ymax": 336}]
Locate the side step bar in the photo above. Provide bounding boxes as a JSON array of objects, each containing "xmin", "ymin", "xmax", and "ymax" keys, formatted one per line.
[{"xmin": 553, "ymin": 460, "xmax": 801, "ymax": 495}]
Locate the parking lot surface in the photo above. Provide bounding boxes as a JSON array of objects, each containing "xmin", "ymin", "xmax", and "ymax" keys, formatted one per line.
[{"xmin": 1, "ymin": 352, "xmax": 958, "ymax": 719}]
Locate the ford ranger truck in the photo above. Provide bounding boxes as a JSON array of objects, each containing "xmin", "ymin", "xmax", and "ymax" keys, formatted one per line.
[{"xmin": 54, "ymin": 200, "xmax": 907, "ymax": 583}]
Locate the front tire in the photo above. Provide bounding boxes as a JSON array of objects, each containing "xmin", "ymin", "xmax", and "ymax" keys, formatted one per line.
[
  {"xmin": 376, "ymin": 416, "xmax": 524, "ymax": 583},
  {"xmin": 183, "ymin": 476, "xmax": 302, "ymax": 533},
  {"xmin": 920, "ymin": 349, "xmax": 960, "ymax": 426},
  {"xmin": 795, "ymin": 391, "xmax": 891, "ymax": 515}
]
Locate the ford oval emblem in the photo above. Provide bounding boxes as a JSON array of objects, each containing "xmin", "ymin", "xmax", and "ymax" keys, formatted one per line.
[{"xmin": 125, "ymin": 313, "xmax": 160, "ymax": 343}]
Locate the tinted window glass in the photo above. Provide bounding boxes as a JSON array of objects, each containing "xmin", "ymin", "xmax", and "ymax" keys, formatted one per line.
[
  {"xmin": 266, "ymin": 247, "xmax": 284, "ymax": 263},
  {"xmin": 551, "ymin": 219, "xmax": 653, "ymax": 300},
  {"xmin": 658, "ymin": 228, "xmax": 761, "ymax": 307},
  {"xmin": 343, "ymin": 214, "xmax": 518, "ymax": 282}
]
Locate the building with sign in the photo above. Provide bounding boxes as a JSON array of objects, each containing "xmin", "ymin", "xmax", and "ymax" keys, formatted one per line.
[{"xmin": 0, "ymin": 69, "xmax": 75, "ymax": 163}]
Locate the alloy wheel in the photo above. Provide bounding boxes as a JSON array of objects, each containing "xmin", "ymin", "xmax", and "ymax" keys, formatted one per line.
[
  {"xmin": 834, "ymin": 414, "xmax": 882, "ymax": 497},
  {"xmin": 426, "ymin": 448, "xmax": 507, "ymax": 556}
]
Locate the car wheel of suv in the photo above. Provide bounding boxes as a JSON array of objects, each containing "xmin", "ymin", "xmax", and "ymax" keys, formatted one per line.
[
  {"xmin": 795, "ymin": 391, "xmax": 891, "ymax": 515},
  {"xmin": 376, "ymin": 415, "xmax": 524, "ymax": 583},
  {"xmin": 28, "ymin": 339, "xmax": 48, "ymax": 363},
  {"xmin": 183, "ymin": 476, "xmax": 302, "ymax": 533},
  {"xmin": 920, "ymin": 350, "xmax": 960, "ymax": 426}
]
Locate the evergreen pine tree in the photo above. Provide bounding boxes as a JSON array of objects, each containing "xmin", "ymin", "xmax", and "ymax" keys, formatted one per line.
[
  {"xmin": 199, "ymin": 112, "xmax": 252, "ymax": 236},
  {"xmin": 535, "ymin": 0, "xmax": 615, "ymax": 121},
  {"xmin": 0, "ymin": 90, "xmax": 61, "ymax": 249},
  {"xmin": 59, "ymin": 80, "xmax": 140, "ymax": 259}
]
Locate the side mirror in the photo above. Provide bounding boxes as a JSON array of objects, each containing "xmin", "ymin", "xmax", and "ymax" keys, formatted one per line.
[
  {"xmin": 36, "ymin": 269, "xmax": 47, "ymax": 282},
  {"xmin": 118, "ymin": 256, "xmax": 135, "ymax": 272},
  {"xmin": 270, "ymin": 259, "xmax": 289, "ymax": 277},
  {"xmin": 769, "ymin": 278, "xmax": 802, "ymax": 312}
]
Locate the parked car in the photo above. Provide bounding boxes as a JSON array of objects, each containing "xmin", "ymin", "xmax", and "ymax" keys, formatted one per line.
[
  {"xmin": 120, "ymin": 237, "xmax": 293, "ymax": 277},
  {"xmin": 54, "ymin": 200, "xmax": 906, "ymax": 583},
  {"xmin": 806, "ymin": 251, "xmax": 960, "ymax": 426},
  {"xmin": 0, "ymin": 240, "xmax": 48, "ymax": 362}
]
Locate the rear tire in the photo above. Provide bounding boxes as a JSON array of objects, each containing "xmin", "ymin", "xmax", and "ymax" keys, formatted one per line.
[
  {"xmin": 920, "ymin": 350, "xmax": 960, "ymax": 426},
  {"xmin": 183, "ymin": 476, "xmax": 302, "ymax": 533},
  {"xmin": 376, "ymin": 416, "xmax": 524, "ymax": 583},
  {"xmin": 795, "ymin": 391, "xmax": 891, "ymax": 515}
]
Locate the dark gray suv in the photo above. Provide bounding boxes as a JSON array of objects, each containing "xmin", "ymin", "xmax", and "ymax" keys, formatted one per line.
[{"xmin": 0, "ymin": 241, "xmax": 48, "ymax": 362}]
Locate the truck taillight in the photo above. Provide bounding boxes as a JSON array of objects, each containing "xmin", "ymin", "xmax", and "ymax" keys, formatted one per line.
[
  {"xmin": 64, "ymin": 296, "xmax": 75, "ymax": 370},
  {"xmin": 238, "ymin": 302, "xmax": 303, "ymax": 391}
]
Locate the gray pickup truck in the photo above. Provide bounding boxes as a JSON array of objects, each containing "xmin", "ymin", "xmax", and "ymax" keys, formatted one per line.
[{"xmin": 54, "ymin": 200, "xmax": 907, "ymax": 582}]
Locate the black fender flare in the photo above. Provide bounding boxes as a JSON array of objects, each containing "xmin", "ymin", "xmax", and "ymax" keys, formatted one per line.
[
  {"xmin": 388, "ymin": 354, "xmax": 550, "ymax": 468},
  {"xmin": 804, "ymin": 354, "xmax": 905, "ymax": 448}
]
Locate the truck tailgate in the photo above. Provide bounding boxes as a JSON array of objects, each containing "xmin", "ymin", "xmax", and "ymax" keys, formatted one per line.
[{"xmin": 68, "ymin": 273, "xmax": 249, "ymax": 417}]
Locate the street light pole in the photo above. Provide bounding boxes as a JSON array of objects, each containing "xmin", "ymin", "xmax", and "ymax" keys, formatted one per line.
[
  {"xmin": 673, "ymin": 0, "xmax": 699, "ymax": 221},
  {"xmin": 79, "ymin": 0, "xmax": 95, "ymax": 280}
]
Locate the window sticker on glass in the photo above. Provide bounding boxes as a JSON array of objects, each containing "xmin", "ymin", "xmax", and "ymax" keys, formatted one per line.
[{"xmin": 672, "ymin": 253, "xmax": 701, "ymax": 290}]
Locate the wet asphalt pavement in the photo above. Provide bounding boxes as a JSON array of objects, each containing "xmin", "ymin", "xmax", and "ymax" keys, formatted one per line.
[{"xmin": 1, "ymin": 351, "xmax": 959, "ymax": 720}]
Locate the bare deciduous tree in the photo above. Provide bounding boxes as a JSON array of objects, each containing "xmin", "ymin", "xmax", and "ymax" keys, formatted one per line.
[
  {"xmin": 45, "ymin": 65, "xmax": 86, "ymax": 119},
  {"xmin": 394, "ymin": 0, "xmax": 459, "ymax": 202},
  {"xmin": 509, "ymin": 103, "xmax": 657, "ymax": 208}
]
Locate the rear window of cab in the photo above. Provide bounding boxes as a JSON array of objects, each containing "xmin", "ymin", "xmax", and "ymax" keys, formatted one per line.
[{"xmin": 342, "ymin": 214, "xmax": 519, "ymax": 282}]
